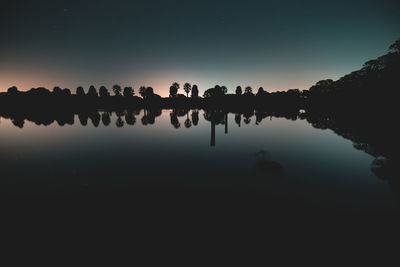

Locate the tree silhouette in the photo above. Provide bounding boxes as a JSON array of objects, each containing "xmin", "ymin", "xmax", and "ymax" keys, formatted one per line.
[
  {"xmin": 7, "ymin": 86, "xmax": 19, "ymax": 96},
  {"xmin": 191, "ymin": 85, "xmax": 199, "ymax": 98},
  {"xmin": 256, "ymin": 87, "xmax": 268, "ymax": 97},
  {"xmin": 125, "ymin": 111, "xmax": 136, "ymax": 125},
  {"xmin": 389, "ymin": 40, "xmax": 400, "ymax": 52},
  {"xmin": 53, "ymin": 86, "xmax": 62, "ymax": 96},
  {"xmin": 183, "ymin": 83, "xmax": 191, "ymax": 97},
  {"xmin": 139, "ymin": 86, "xmax": 147, "ymax": 98},
  {"xmin": 87, "ymin": 85, "xmax": 98, "ymax": 97},
  {"xmin": 123, "ymin": 86, "xmax": 134, "ymax": 97},
  {"xmin": 101, "ymin": 112, "xmax": 111, "ymax": 126},
  {"xmin": 76, "ymin": 86, "xmax": 85, "ymax": 96},
  {"xmin": 62, "ymin": 88, "xmax": 71, "ymax": 96},
  {"xmin": 99, "ymin": 86, "xmax": 110, "ymax": 98},
  {"xmin": 170, "ymin": 111, "xmax": 181, "ymax": 129},
  {"xmin": 116, "ymin": 116, "xmax": 124, "ymax": 128},
  {"xmin": 203, "ymin": 85, "xmax": 228, "ymax": 98},
  {"xmin": 89, "ymin": 111, "xmax": 101, "ymax": 127},
  {"xmin": 184, "ymin": 110, "xmax": 192, "ymax": 128},
  {"xmin": 221, "ymin": 86, "xmax": 228, "ymax": 94},
  {"xmin": 146, "ymin": 87, "xmax": 154, "ymax": 97},
  {"xmin": 236, "ymin": 86, "xmax": 242, "ymax": 95},
  {"xmin": 244, "ymin": 86, "xmax": 253, "ymax": 94},
  {"xmin": 169, "ymin": 82, "xmax": 179, "ymax": 97},
  {"xmin": 191, "ymin": 110, "xmax": 199, "ymax": 126},
  {"xmin": 112, "ymin": 85, "xmax": 122, "ymax": 96}
]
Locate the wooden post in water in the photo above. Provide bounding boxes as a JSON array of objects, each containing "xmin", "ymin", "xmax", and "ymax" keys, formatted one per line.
[
  {"xmin": 211, "ymin": 121, "xmax": 216, "ymax": 147},
  {"xmin": 224, "ymin": 113, "xmax": 228, "ymax": 134}
]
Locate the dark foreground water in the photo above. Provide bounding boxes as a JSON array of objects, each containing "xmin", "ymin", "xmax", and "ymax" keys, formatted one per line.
[{"xmin": 0, "ymin": 109, "xmax": 398, "ymax": 215}]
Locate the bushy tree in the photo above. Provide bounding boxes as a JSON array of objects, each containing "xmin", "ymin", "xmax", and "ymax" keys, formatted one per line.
[
  {"xmin": 99, "ymin": 86, "xmax": 110, "ymax": 97},
  {"xmin": 191, "ymin": 84, "xmax": 199, "ymax": 98},
  {"xmin": 169, "ymin": 82, "xmax": 179, "ymax": 97},
  {"xmin": 87, "ymin": 85, "xmax": 98, "ymax": 97},
  {"xmin": 123, "ymin": 86, "xmax": 134, "ymax": 97},
  {"xmin": 236, "ymin": 86, "xmax": 242, "ymax": 95},
  {"xmin": 112, "ymin": 85, "xmax": 122, "ymax": 96},
  {"xmin": 76, "ymin": 86, "xmax": 85, "ymax": 96},
  {"xmin": 7, "ymin": 86, "xmax": 19, "ymax": 96},
  {"xmin": 244, "ymin": 86, "xmax": 253, "ymax": 94}
]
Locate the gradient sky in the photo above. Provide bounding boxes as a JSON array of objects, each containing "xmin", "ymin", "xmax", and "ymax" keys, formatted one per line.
[{"xmin": 1, "ymin": 0, "xmax": 399, "ymax": 96}]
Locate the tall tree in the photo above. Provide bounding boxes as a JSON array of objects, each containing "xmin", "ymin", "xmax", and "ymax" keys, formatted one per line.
[
  {"xmin": 112, "ymin": 85, "xmax": 122, "ymax": 96},
  {"xmin": 139, "ymin": 86, "xmax": 147, "ymax": 98},
  {"xmin": 7, "ymin": 86, "xmax": 19, "ymax": 96},
  {"xmin": 183, "ymin": 83, "xmax": 191, "ymax": 97},
  {"xmin": 76, "ymin": 86, "xmax": 85, "ymax": 96},
  {"xmin": 244, "ymin": 86, "xmax": 253, "ymax": 94},
  {"xmin": 87, "ymin": 85, "xmax": 98, "ymax": 97},
  {"xmin": 169, "ymin": 82, "xmax": 180, "ymax": 97},
  {"xmin": 236, "ymin": 86, "xmax": 242, "ymax": 95},
  {"xmin": 191, "ymin": 84, "xmax": 199, "ymax": 98},
  {"xmin": 221, "ymin": 85, "xmax": 228, "ymax": 95},
  {"xmin": 123, "ymin": 86, "xmax": 134, "ymax": 97},
  {"xmin": 53, "ymin": 86, "xmax": 62, "ymax": 96},
  {"xmin": 99, "ymin": 86, "xmax": 110, "ymax": 97}
]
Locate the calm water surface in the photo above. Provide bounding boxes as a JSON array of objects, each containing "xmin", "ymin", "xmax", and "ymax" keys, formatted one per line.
[{"xmin": 0, "ymin": 109, "xmax": 397, "ymax": 214}]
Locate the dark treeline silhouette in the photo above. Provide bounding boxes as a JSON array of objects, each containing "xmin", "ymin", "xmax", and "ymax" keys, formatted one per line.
[
  {"xmin": 0, "ymin": 82, "xmax": 305, "ymax": 111},
  {"xmin": 303, "ymin": 40, "xmax": 400, "ymax": 112}
]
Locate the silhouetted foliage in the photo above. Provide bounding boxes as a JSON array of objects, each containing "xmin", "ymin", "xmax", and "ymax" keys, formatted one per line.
[
  {"xmin": 76, "ymin": 86, "xmax": 85, "ymax": 96},
  {"xmin": 123, "ymin": 86, "xmax": 134, "ymax": 97},
  {"xmin": 89, "ymin": 111, "xmax": 101, "ymax": 127},
  {"xmin": 87, "ymin": 85, "xmax": 98, "ymax": 97},
  {"xmin": 112, "ymin": 85, "xmax": 122, "ymax": 96},
  {"xmin": 125, "ymin": 111, "xmax": 136, "ymax": 125},
  {"xmin": 139, "ymin": 86, "xmax": 147, "ymax": 98},
  {"xmin": 191, "ymin": 110, "xmax": 199, "ymax": 126},
  {"xmin": 203, "ymin": 85, "xmax": 228, "ymax": 98},
  {"xmin": 62, "ymin": 88, "xmax": 71, "ymax": 96},
  {"xmin": 183, "ymin": 83, "xmax": 191, "ymax": 97},
  {"xmin": 53, "ymin": 86, "xmax": 62, "ymax": 96},
  {"xmin": 191, "ymin": 85, "xmax": 199, "ymax": 98},
  {"xmin": 99, "ymin": 86, "xmax": 110, "ymax": 98},
  {"xmin": 7, "ymin": 86, "xmax": 19, "ymax": 96},
  {"xmin": 139, "ymin": 87, "xmax": 154, "ymax": 99},
  {"xmin": 101, "ymin": 112, "xmax": 111, "ymax": 126},
  {"xmin": 244, "ymin": 86, "xmax": 253, "ymax": 95},
  {"xmin": 389, "ymin": 40, "xmax": 400, "ymax": 52},
  {"xmin": 170, "ymin": 110, "xmax": 181, "ymax": 129},
  {"xmin": 169, "ymin": 82, "xmax": 179, "ymax": 97},
  {"xmin": 256, "ymin": 87, "xmax": 268, "ymax": 97},
  {"xmin": 116, "ymin": 116, "xmax": 124, "ymax": 128},
  {"xmin": 236, "ymin": 86, "xmax": 242, "ymax": 95}
]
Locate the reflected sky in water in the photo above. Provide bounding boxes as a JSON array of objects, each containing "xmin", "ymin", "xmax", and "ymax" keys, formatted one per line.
[{"xmin": 0, "ymin": 110, "xmax": 397, "ymax": 214}]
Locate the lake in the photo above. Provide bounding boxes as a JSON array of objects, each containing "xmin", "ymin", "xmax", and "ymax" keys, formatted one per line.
[{"xmin": 0, "ymin": 109, "xmax": 398, "ymax": 215}]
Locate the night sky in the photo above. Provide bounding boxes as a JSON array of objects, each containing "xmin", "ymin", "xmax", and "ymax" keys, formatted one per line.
[{"xmin": 1, "ymin": 0, "xmax": 399, "ymax": 96}]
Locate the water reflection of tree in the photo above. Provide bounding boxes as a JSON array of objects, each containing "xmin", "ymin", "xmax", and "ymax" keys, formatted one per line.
[
  {"xmin": 101, "ymin": 112, "xmax": 111, "ymax": 126},
  {"xmin": 125, "ymin": 110, "xmax": 137, "ymax": 126},
  {"xmin": 184, "ymin": 110, "xmax": 192, "ymax": 128},
  {"xmin": 89, "ymin": 111, "xmax": 100, "ymax": 127},
  {"xmin": 142, "ymin": 109, "xmax": 161, "ymax": 125},
  {"xmin": 170, "ymin": 110, "xmax": 181, "ymax": 129},
  {"xmin": 115, "ymin": 110, "xmax": 124, "ymax": 128},
  {"xmin": 191, "ymin": 110, "xmax": 199, "ymax": 126},
  {"xmin": 203, "ymin": 109, "xmax": 225, "ymax": 147}
]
